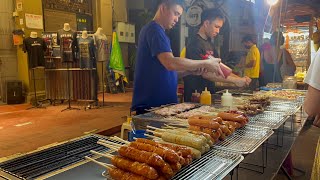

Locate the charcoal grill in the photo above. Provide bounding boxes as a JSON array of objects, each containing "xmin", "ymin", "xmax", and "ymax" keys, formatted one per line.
[{"xmin": 0, "ymin": 134, "xmax": 123, "ymax": 180}]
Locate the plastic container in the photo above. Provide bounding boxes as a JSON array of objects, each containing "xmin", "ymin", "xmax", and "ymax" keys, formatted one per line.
[
  {"xmin": 200, "ymin": 87, "xmax": 212, "ymax": 105},
  {"xmin": 221, "ymin": 89, "xmax": 233, "ymax": 107},
  {"xmin": 191, "ymin": 90, "xmax": 201, "ymax": 103},
  {"xmin": 128, "ymin": 130, "xmax": 146, "ymax": 142},
  {"xmin": 282, "ymin": 76, "xmax": 297, "ymax": 89}
]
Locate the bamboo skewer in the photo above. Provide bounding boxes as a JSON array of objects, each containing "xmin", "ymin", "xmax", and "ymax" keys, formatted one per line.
[
  {"xmin": 90, "ymin": 150, "xmax": 114, "ymax": 159},
  {"xmin": 98, "ymin": 139, "xmax": 123, "ymax": 147},
  {"xmin": 97, "ymin": 141, "xmax": 120, "ymax": 151},
  {"xmin": 146, "ymin": 129, "xmax": 162, "ymax": 137},
  {"xmin": 109, "ymin": 136, "xmax": 130, "ymax": 144},
  {"xmin": 85, "ymin": 156, "xmax": 112, "ymax": 169}
]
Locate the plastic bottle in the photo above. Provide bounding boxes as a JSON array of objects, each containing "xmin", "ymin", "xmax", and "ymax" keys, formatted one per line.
[
  {"xmin": 200, "ymin": 87, "xmax": 212, "ymax": 105},
  {"xmin": 221, "ymin": 89, "xmax": 233, "ymax": 107},
  {"xmin": 191, "ymin": 90, "xmax": 201, "ymax": 103}
]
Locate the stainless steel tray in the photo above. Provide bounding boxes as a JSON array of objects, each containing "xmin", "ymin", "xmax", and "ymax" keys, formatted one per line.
[
  {"xmin": 247, "ymin": 111, "xmax": 289, "ymax": 129},
  {"xmin": 213, "ymin": 125, "xmax": 274, "ymax": 154},
  {"xmin": 171, "ymin": 149, "xmax": 243, "ymax": 180},
  {"xmin": 265, "ymin": 101, "xmax": 302, "ymax": 115}
]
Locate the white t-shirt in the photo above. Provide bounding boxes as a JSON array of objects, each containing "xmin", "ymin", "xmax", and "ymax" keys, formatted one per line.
[{"xmin": 304, "ymin": 49, "xmax": 320, "ymax": 90}]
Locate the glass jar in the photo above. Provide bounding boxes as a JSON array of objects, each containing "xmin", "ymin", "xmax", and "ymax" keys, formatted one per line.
[{"xmin": 283, "ymin": 76, "xmax": 297, "ymax": 89}]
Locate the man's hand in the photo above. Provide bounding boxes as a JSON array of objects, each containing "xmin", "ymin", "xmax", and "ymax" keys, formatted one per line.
[
  {"xmin": 204, "ymin": 56, "xmax": 224, "ymax": 78},
  {"xmin": 191, "ymin": 68, "xmax": 208, "ymax": 76},
  {"xmin": 244, "ymin": 76, "xmax": 252, "ymax": 85}
]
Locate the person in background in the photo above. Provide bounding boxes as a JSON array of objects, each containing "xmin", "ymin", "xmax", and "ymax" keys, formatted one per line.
[
  {"xmin": 304, "ymin": 48, "xmax": 320, "ymax": 128},
  {"xmin": 241, "ymin": 35, "xmax": 260, "ymax": 90},
  {"xmin": 132, "ymin": 0, "xmax": 223, "ymax": 114},
  {"xmin": 183, "ymin": 8, "xmax": 251, "ymax": 102},
  {"xmin": 260, "ymin": 32, "xmax": 296, "ymax": 86}
]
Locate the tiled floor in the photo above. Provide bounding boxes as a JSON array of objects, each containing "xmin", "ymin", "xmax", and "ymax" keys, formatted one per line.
[{"xmin": 0, "ymin": 92, "xmax": 133, "ymax": 159}]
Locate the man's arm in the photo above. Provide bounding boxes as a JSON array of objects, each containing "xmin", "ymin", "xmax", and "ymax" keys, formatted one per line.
[
  {"xmin": 202, "ymin": 72, "xmax": 251, "ymax": 87},
  {"xmin": 157, "ymin": 52, "xmax": 223, "ymax": 76},
  {"xmin": 304, "ymin": 85, "xmax": 320, "ymax": 116}
]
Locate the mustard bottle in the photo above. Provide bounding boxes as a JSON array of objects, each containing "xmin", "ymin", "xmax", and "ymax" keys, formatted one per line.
[{"xmin": 200, "ymin": 87, "xmax": 212, "ymax": 105}]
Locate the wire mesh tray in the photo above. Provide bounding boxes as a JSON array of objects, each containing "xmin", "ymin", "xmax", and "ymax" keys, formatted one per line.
[
  {"xmin": 213, "ymin": 125, "xmax": 273, "ymax": 154},
  {"xmin": 172, "ymin": 149, "xmax": 243, "ymax": 180},
  {"xmin": 247, "ymin": 111, "xmax": 289, "ymax": 129},
  {"xmin": 265, "ymin": 101, "xmax": 302, "ymax": 115}
]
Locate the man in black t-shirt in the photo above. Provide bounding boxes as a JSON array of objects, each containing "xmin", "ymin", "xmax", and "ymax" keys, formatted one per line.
[{"xmin": 184, "ymin": 8, "xmax": 251, "ymax": 102}]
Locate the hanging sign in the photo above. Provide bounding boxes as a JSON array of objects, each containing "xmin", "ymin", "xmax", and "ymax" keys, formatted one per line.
[
  {"xmin": 16, "ymin": 0, "xmax": 23, "ymax": 11},
  {"xmin": 25, "ymin": 13, "xmax": 43, "ymax": 29}
]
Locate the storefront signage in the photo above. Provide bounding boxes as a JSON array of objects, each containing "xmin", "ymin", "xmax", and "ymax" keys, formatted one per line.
[
  {"xmin": 25, "ymin": 13, "xmax": 43, "ymax": 29},
  {"xmin": 16, "ymin": 0, "xmax": 23, "ymax": 11}
]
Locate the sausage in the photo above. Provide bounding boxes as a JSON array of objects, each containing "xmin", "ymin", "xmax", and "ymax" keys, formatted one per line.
[
  {"xmin": 188, "ymin": 125, "xmax": 201, "ymax": 131},
  {"xmin": 158, "ymin": 140, "xmax": 202, "ymax": 159},
  {"xmin": 228, "ymin": 124, "xmax": 236, "ymax": 133},
  {"xmin": 156, "ymin": 142, "xmax": 192, "ymax": 157},
  {"xmin": 111, "ymin": 156, "xmax": 159, "ymax": 179},
  {"xmin": 188, "ymin": 116, "xmax": 220, "ymax": 130},
  {"xmin": 169, "ymin": 162, "xmax": 182, "ymax": 173},
  {"xmin": 217, "ymin": 112, "xmax": 248, "ymax": 123},
  {"xmin": 219, "ymin": 132, "xmax": 226, "ymax": 141},
  {"xmin": 135, "ymin": 138, "xmax": 186, "ymax": 164},
  {"xmin": 118, "ymin": 146, "xmax": 174, "ymax": 177},
  {"xmin": 211, "ymin": 129, "xmax": 221, "ymax": 140},
  {"xmin": 220, "ymin": 125, "xmax": 232, "ymax": 136},
  {"xmin": 129, "ymin": 141, "xmax": 181, "ymax": 164},
  {"xmin": 227, "ymin": 121, "xmax": 241, "ymax": 129},
  {"xmin": 108, "ymin": 166, "xmax": 149, "ymax": 180}
]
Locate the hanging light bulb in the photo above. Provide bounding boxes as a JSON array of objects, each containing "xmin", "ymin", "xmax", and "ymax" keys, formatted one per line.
[{"xmin": 266, "ymin": 0, "xmax": 279, "ymax": 6}]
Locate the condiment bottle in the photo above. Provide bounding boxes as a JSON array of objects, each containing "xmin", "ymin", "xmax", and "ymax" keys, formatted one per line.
[
  {"xmin": 221, "ymin": 89, "xmax": 233, "ymax": 107},
  {"xmin": 191, "ymin": 90, "xmax": 200, "ymax": 103},
  {"xmin": 200, "ymin": 87, "xmax": 212, "ymax": 105}
]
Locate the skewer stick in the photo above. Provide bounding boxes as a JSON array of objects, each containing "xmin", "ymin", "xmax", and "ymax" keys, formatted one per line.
[
  {"xmin": 98, "ymin": 140, "xmax": 123, "ymax": 147},
  {"xmin": 146, "ymin": 129, "xmax": 162, "ymax": 136},
  {"xmin": 85, "ymin": 156, "xmax": 110, "ymax": 169},
  {"xmin": 97, "ymin": 141, "xmax": 120, "ymax": 151},
  {"xmin": 110, "ymin": 136, "xmax": 130, "ymax": 144},
  {"xmin": 146, "ymin": 125, "xmax": 164, "ymax": 131},
  {"xmin": 144, "ymin": 133, "xmax": 159, "ymax": 139},
  {"xmin": 90, "ymin": 150, "xmax": 114, "ymax": 159}
]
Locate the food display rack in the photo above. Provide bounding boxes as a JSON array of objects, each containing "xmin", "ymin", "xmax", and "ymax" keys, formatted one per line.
[
  {"xmin": 247, "ymin": 111, "xmax": 289, "ymax": 129},
  {"xmin": 213, "ymin": 125, "xmax": 273, "ymax": 154},
  {"xmin": 171, "ymin": 149, "xmax": 243, "ymax": 180}
]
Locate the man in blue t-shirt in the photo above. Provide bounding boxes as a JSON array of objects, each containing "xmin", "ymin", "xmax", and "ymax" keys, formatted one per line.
[{"xmin": 132, "ymin": 0, "xmax": 224, "ymax": 114}]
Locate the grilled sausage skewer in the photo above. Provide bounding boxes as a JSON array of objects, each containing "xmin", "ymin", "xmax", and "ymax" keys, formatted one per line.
[
  {"xmin": 97, "ymin": 141, "xmax": 174, "ymax": 178},
  {"xmin": 90, "ymin": 150, "xmax": 159, "ymax": 180}
]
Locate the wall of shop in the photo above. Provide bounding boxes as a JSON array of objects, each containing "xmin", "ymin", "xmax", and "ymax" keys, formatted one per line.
[
  {"xmin": 0, "ymin": 0, "xmax": 18, "ymax": 103},
  {"xmin": 14, "ymin": 0, "xmax": 45, "ymax": 102}
]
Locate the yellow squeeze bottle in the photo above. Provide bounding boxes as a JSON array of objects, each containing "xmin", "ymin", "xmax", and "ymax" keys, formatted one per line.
[{"xmin": 200, "ymin": 87, "xmax": 212, "ymax": 105}]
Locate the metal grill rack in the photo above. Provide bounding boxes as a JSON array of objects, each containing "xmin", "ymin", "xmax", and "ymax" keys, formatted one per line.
[
  {"xmin": 247, "ymin": 111, "xmax": 289, "ymax": 129},
  {"xmin": 172, "ymin": 149, "xmax": 243, "ymax": 180},
  {"xmin": 265, "ymin": 101, "xmax": 302, "ymax": 115},
  {"xmin": 0, "ymin": 134, "xmax": 124, "ymax": 180},
  {"xmin": 213, "ymin": 125, "xmax": 273, "ymax": 154}
]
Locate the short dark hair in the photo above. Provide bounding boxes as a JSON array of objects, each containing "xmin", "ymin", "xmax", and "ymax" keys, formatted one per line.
[
  {"xmin": 200, "ymin": 8, "xmax": 225, "ymax": 26},
  {"xmin": 242, "ymin": 35, "xmax": 255, "ymax": 44},
  {"xmin": 157, "ymin": 0, "xmax": 184, "ymax": 9}
]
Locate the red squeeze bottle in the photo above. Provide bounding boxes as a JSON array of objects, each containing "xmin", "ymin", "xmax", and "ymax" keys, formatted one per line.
[{"xmin": 220, "ymin": 63, "xmax": 232, "ymax": 78}]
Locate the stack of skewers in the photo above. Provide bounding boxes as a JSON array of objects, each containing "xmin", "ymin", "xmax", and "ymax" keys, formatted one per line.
[{"xmin": 86, "ymin": 111, "xmax": 249, "ymax": 180}]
